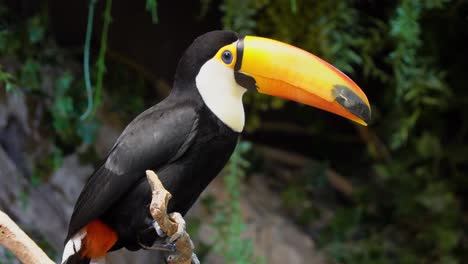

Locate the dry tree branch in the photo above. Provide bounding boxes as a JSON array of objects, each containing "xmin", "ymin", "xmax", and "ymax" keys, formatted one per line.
[
  {"xmin": 0, "ymin": 211, "xmax": 55, "ymax": 264},
  {"xmin": 0, "ymin": 170, "xmax": 196, "ymax": 264}
]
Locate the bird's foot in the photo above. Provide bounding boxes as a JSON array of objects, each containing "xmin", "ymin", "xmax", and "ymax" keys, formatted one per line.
[
  {"xmin": 191, "ymin": 253, "xmax": 201, "ymax": 264},
  {"xmin": 166, "ymin": 252, "xmax": 200, "ymax": 264},
  {"xmin": 150, "ymin": 212, "xmax": 186, "ymax": 243},
  {"xmin": 144, "ymin": 170, "xmax": 198, "ymax": 263},
  {"xmin": 164, "ymin": 213, "xmax": 197, "ymax": 264},
  {"xmin": 151, "ymin": 220, "xmax": 167, "ymax": 238},
  {"xmin": 139, "ymin": 241, "xmax": 177, "ymax": 252},
  {"xmin": 140, "ymin": 212, "xmax": 186, "ymax": 254},
  {"xmin": 158, "ymin": 212, "xmax": 197, "ymax": 263},
  {"xmin": 167, "ymin": 212, "xmax": 186, "ymax": 243},
  {"xmin": 138, "ymin": 221, "xmax": 174, "ymax": 252}
]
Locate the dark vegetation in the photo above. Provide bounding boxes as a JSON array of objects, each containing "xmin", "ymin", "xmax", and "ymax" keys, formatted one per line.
[{"xmin": 1, "ymin": 0, "xmax": 468, "ymax": 263}]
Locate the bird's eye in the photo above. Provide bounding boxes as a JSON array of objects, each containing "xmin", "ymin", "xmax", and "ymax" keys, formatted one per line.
[{"xmin": 221, "ymin": 50, "xmax": 233, "ymax": 64}]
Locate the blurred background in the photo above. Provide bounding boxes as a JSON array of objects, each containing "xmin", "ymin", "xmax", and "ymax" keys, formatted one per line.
[{"xmin": 1, "ymin": 0, "xmax": 468, "ymax": 263}]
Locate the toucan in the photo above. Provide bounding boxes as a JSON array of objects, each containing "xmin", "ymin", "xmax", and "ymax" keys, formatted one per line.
[{"xmin": 62, "ymin": 30, "xmax": 370, "ymax": 264}]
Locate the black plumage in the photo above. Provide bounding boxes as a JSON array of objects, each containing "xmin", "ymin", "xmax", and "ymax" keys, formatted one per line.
[{"xmin": 65, "ymin": 31, "xmax": 240, "ymax": 255}]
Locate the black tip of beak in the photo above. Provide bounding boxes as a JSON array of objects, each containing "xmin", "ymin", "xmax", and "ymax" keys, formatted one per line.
[{"xmin": 333, "ymin": 85, "xmax": 371, "ymax": 124}]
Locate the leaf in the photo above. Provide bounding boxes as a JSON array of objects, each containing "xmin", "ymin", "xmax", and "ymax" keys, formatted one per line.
[
  {"xmin": 77, "ymin": 120, "xmax": 99, "ymax": 144},
  {"xmin": 146, "ymin": 0, "xmax": 158, "ymax": 24},
  {"xmin": 416, "ymin": 132, "xmax": 441, "ymax": 159},
  {"xmin": 436, "ymin": 228, "xmax": 460, "ymax": 253},
  {"xmin": 55, "ymin": 72, "xmax": 74, "ymax": 94},
  {"xmin": 20, "ymin": 59, "xmax": 41, "ymax": 90},
  {"xmin": 5, "ymin": 81, "xmax": 14, "ymax": 92},
  {"xmin": 54, "ymin": 97, "xmax": 74, "ymax": 115},
  {"xmin": 416, "ymin": 183, "xmax": 456, "ymax": 214},
  {"xmin": 290, "ymin": 0, "xmax": 297, "ymax": 14},
  {"xmin": 0, "ymin": 68, "xmax": 15, "ymax": 92},
  {"xmin": 28, "ymin": 16, "xmax": 45, "ymax": 44}
]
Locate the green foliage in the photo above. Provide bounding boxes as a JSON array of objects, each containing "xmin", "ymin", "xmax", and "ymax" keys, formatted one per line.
[
  {"xmin": 221, "ymin": 0, "xmax": 259, "ymax": 35},
  {"xmin": 146, "ymin": 0, "xmax": 158, "ymax": 24},
  {"xmin": 81, "ymin": 0, "xmax": 98, "ymax": 120},
  {"xmin": 31, "ymin": 146, "xmax": 63, "ymax": 185},
  {"xmin": 52, "ymin": 72, "xmax": 75, "ymax": 138},
  {"xmin": 279, "ymin": 161, "xmax": 331, "ymax": 226},
  {"xmin": 93, "ymin": 0, "xmax": 113, "ymax": 116},
  {"xmin": 0, "ymin": 6, "xmax": 99, "ymax": 157},
  {"xmin": 27, "ymin": 15, "xmax": 45, "ymax": 44},
  {"xmin": 81, "ymin": 0, "xmax": 113, "ymax": 120},
  {"xmin": 0, "ymin": 66, "xmax": 15, "ymax": 92},
  {"xmin": 289, "ymin": 0, "xmax": 297, "ymax": 14},
  {"xmin": 212, "ymin": 140, "xmax": 262, "ymax": 263},
  {"xmin": 388, "ymin": 0, "xmax": 452, "ymax": 149}
]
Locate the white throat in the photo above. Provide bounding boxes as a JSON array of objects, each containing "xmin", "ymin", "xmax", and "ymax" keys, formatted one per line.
[{"xmin": 195, "ymin": 58, "xmax": 246, "ymax": 132}]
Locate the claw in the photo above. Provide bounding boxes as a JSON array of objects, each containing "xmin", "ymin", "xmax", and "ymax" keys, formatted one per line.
[
  {"xmin": 151, "ymin": 220, "xmax": 167, "ymax": 238},
  {"xmin": 166, "ymin": 252, "xmax": 200, "ymax": 264},
  {"xmin": 168, "ymin": 230, "xmax": 184, "ymax": 244},
  {"xmin": 168, "ymin": 212, "xmax": 186, "ymax": 243},
  {"xmin": 139, "ymin": 241, "xmax": 177, "ymax": 252},
  {"xmin": 191, "ymin": 253, "xmax": 200, "ymax": 264}
]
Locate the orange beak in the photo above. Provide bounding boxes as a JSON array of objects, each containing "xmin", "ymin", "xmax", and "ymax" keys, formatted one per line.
[{"xmin": 235, "ymin": 36, "xmax": 371, "ymax": 125}]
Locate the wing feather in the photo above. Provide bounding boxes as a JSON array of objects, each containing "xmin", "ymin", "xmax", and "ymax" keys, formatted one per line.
[{"xmin": 66, "ymin": 102, "xmax": 199, "ymax": 240}]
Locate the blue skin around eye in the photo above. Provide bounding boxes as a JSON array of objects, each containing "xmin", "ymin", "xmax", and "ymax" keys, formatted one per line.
[{"xmin": 222, "ymin": 51, "xmax": 233, "ymax": 64}]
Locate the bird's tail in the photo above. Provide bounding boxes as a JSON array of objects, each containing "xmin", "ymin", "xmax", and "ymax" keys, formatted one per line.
[{"xmin": 61, "ymin": 220, "xmax": 117, "ymax": 264}]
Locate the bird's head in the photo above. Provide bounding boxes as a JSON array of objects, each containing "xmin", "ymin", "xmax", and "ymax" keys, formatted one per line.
[{"xmin": 174, "ymin": 30, "xmax": 371, "ymax": 132}]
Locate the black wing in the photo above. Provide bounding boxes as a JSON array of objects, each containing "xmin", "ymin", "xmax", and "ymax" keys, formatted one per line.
[{"xmin": 66, "ymin": 101, "xmax": 199, "ymax": 240}]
